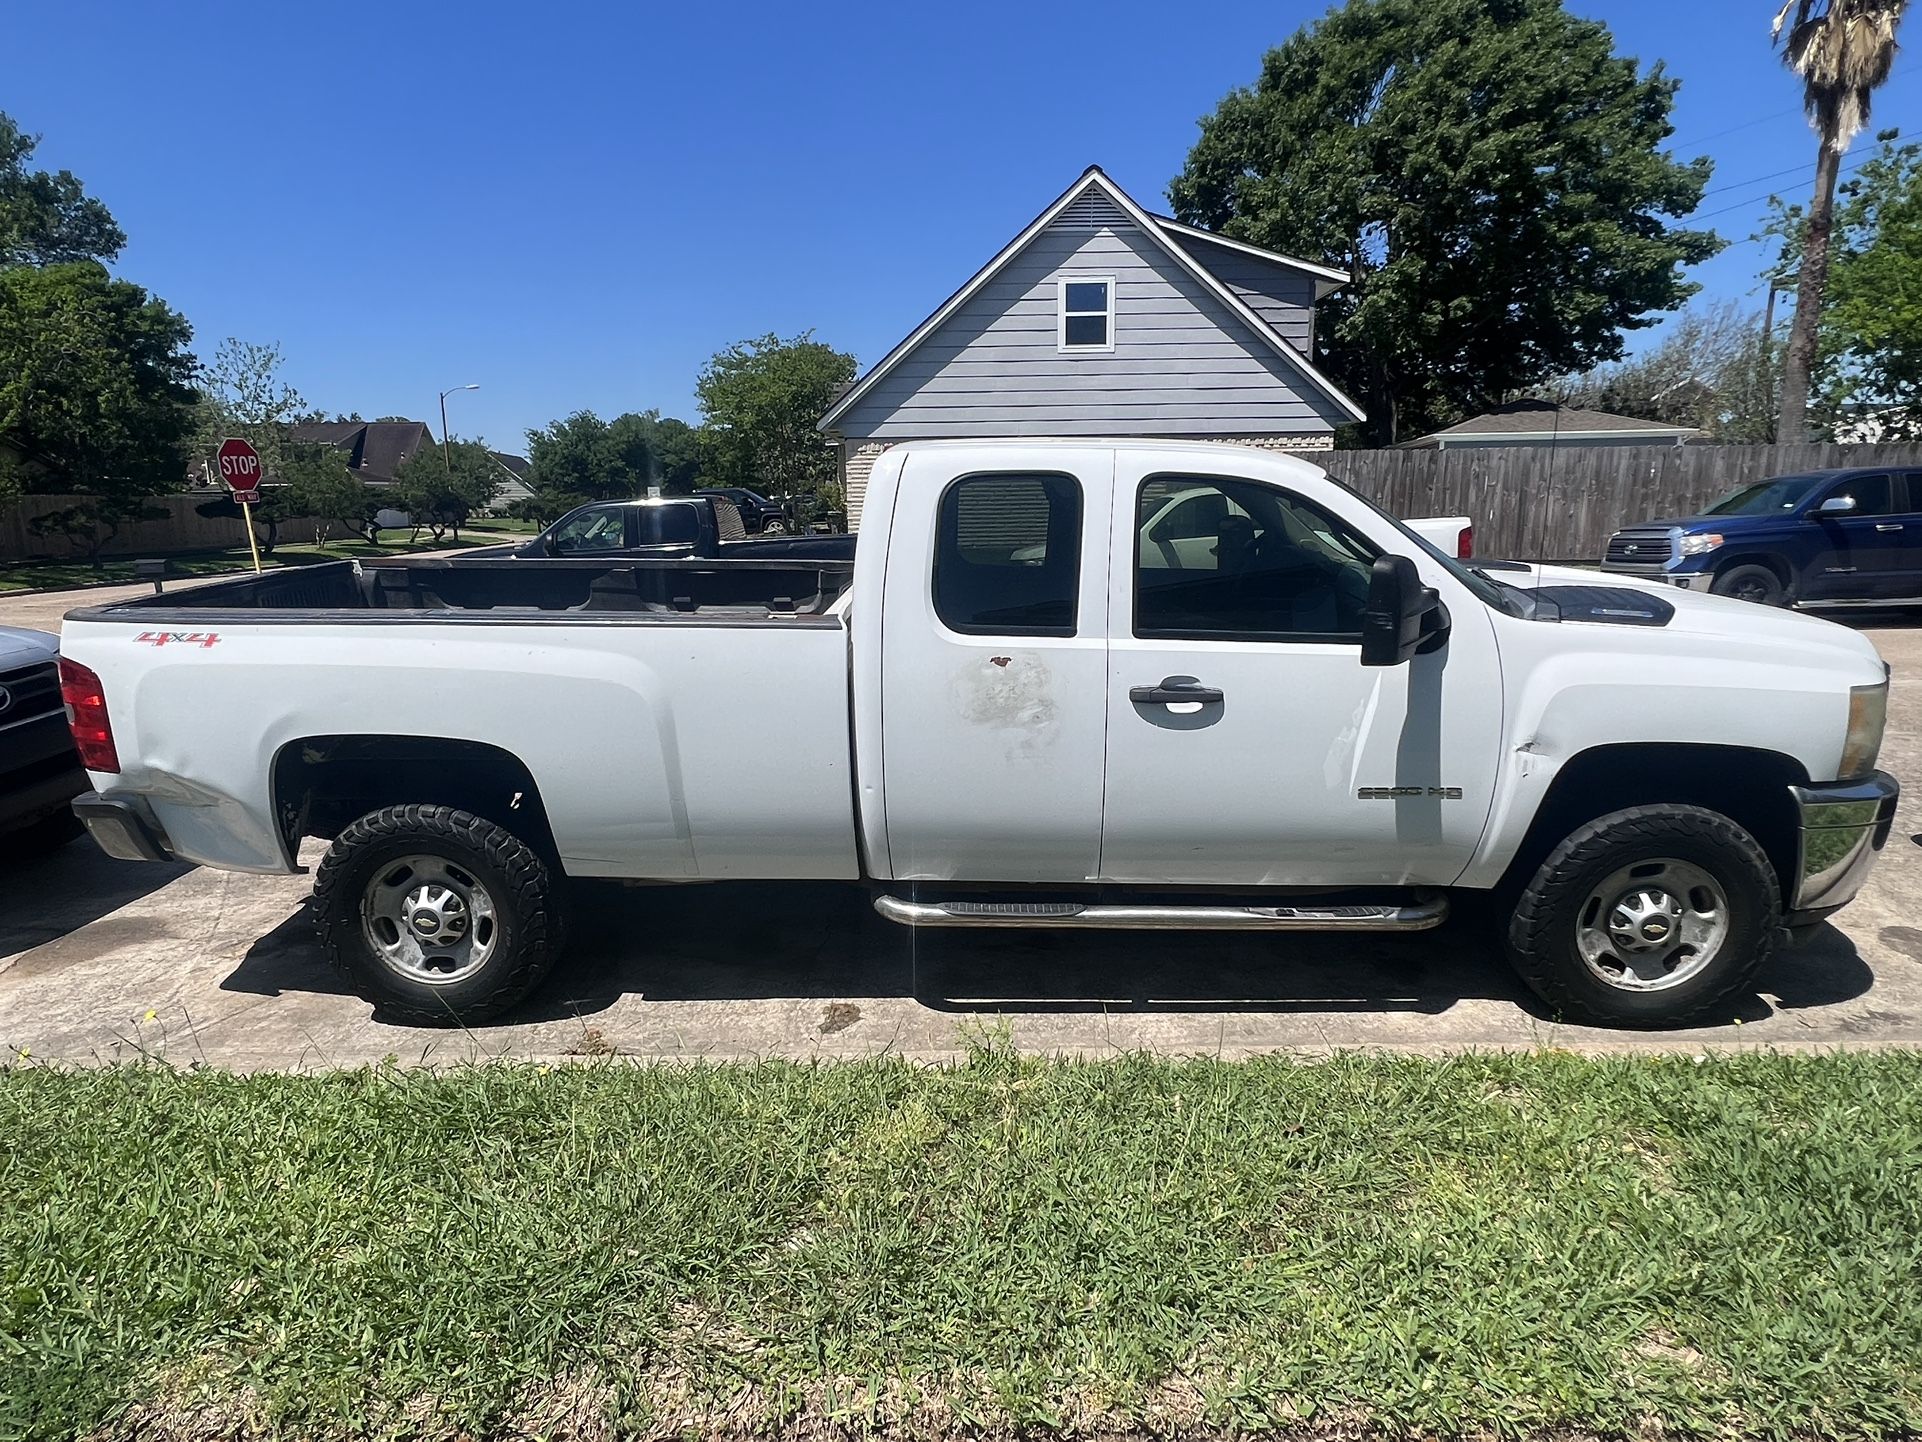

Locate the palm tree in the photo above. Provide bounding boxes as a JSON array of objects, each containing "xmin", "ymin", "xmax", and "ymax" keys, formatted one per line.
[{"xmin": 1772, "ymin": 0, "xmax": 1909, "ymax": 441}]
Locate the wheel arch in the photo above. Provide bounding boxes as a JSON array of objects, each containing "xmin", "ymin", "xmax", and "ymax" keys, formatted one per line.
[
  {"xmin": 1496, "ymin": 742, "xmax": 1808, "ymax": 904},
  {"xmin": 271, "ymin": 735, "xmax": 560, "ymax": 869}
]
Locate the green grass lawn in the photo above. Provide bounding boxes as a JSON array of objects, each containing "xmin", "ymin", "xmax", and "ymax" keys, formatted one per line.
[
  {"xmin": 0, "ymin": 517, "xmax": 537, "ymax": 594},
  {"xmin": 3, "ymin": 1047, "xmax": 1920, "ymax": 1441}
]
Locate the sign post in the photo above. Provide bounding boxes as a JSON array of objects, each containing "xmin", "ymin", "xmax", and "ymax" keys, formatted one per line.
[{"xmin": 215, "ymin": 438, "xmax": 265, "ymax": 573}]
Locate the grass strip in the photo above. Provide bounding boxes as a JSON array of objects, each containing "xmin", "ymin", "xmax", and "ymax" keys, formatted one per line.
[{"xmin": 2, "ymin": 1047, "xmax": 1919, "ymax": 1440}]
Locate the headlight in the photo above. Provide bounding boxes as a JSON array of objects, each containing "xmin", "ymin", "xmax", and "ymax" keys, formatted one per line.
[
  {"xmin": 1678, "ymin": 532, "xmax": 1724, "ymax": 556},
  {"xmin": 1840, "ymin": 679, "xmax": 1889, "ymax": 779}
]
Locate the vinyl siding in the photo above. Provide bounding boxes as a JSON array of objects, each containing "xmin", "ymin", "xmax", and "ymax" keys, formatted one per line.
[
  {"xmin": 834, "ymin": 202, "xmax": 1345, "ymax": 442},
  {"xmin": 1167, "ymin": 235, "xmax": 1318, "ymax": 352}
]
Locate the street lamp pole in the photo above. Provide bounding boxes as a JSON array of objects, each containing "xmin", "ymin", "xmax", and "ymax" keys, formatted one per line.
[{"xmin": 438, "ymin": 384, "xmax": 480, "ymax": 472}]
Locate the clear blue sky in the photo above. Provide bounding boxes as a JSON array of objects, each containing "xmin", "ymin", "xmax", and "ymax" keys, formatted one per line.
[{"xmin": 9, "ymin": 0, "xmax": 1918, "ymax": 451}]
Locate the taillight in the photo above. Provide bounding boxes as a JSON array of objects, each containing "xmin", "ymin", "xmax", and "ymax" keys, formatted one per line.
[
  {"xmin": 1458, "ymin": 524, "xmax": 1474, "ymax": 560},
  {"xmin": 57, "ymin": 657, "xmax": 119, "ymax": 773}
]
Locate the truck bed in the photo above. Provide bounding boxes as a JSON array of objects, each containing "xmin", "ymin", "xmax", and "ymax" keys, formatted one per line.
[{"xmin": 70, "ymin": 554, "xmax": 855, "ymax": 624}]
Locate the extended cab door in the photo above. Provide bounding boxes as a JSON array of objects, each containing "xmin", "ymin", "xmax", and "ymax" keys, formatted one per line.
[
  {"xmin": 877, "ymin": 450, "xmax": 1114, "ymax": 882},
  {"xmin": 1098, "ymin": 461, "xmax": 1502, "ymax": 888}
]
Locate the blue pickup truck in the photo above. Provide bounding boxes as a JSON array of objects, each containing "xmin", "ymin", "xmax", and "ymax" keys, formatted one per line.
[{"xmin": 1601, "ymin": 465, "xmax": 1922, "ymax": 606}]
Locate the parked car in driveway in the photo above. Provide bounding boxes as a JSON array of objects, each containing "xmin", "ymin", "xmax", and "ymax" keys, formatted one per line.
[
  {"xmin": 60, "ymin": 439, "xmax": 1897, "ymax": 1030},
  {"xmin": 1601, "ymin": 465, "xmax": 1922, "ymax": 606},
  {"xmin": 1, "ymin": 626, "xmax": 86, "ymax": 855}
]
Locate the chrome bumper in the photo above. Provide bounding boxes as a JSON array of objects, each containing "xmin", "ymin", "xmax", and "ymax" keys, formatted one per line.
[{"xmin": 1787, "ymin": 772, "xmax": 1900, "ymax": 914}]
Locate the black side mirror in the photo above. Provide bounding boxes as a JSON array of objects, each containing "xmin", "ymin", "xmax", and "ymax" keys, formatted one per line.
[{"xmin": 1361, "ymin": 554, "xmax": 1449, "ymax": 667}]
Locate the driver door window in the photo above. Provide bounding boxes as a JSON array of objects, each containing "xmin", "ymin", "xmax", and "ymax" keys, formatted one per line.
[
  {"xmin": 1135, "ymin": 477, "xmax": 1377, "ymax": 642},
  {"xmin": 551, "ymin": 507, "xmax": 629, "ymax": 553}
]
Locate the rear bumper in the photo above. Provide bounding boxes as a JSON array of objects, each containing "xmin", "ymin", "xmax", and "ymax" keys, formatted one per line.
[
  {"xmin": 1786, "ymin": 771, "xmax": 1900, "ymax": 919},
  {"xmin": 72, "ymin": 791, "xmax": 174, "ymax": 863}
]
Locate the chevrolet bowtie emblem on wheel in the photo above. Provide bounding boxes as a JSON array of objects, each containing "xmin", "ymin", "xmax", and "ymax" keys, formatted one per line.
[{"xmin": 1358, "ymin": 786, "xmax": 1464, "ymax": 800}]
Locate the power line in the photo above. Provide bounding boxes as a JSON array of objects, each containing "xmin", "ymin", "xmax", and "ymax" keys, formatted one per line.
[
  {"xmin": 1669, "ymin": 61, "xmax": 1916, "ymax": 151},
  {"xmin": 1690, "ymin": 151, "xmax": 1877, "ymax": 223}
]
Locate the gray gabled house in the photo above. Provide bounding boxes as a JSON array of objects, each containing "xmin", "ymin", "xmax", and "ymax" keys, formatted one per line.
[{"xmin": 818, "ymin": 165, "xmax": 1364, "ymax": 529}]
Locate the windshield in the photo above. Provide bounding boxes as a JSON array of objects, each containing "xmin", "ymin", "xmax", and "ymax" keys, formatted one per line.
[
  {"xmin": 1324, "ymin": 476, "xmax": 1527, "ymax": 617},
  {"xmin": 1701, "ymin": 474, "xmax": 1824, "ymax": 516}
]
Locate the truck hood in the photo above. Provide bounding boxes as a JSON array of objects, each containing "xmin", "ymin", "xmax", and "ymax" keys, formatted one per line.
[
  {"xmin": 0, "ymin": 625, "xmax": 58, "ymax": 669},
  {"xmin": 1491, "ymin": 562, "xmax": 1886, "ymax": 673}
]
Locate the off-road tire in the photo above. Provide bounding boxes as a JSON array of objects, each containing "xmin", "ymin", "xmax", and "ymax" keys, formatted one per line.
[
  {"xmin": 313, "ymin": 804, "xmax": 565, "ymax": 1026},
  {"xmin": 1710, "ymin": 563, "xmax": 1787, "ymax": 606},
  {"xmin": 1505, "ymin": 804, "xmax": 1779, "ymax": 1028}
]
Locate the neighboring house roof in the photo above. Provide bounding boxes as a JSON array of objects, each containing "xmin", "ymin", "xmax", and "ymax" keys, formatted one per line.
[
  {"xmin": 486, "ymin": 451, "xmax": 535, "ymax": 504},
  {"xmin": 818, "ymin": 165, "xmax": 1364, "ymax": 432},
  {"xmin": 288, "ymin": 420, "xmax": 435, "ymax": 483},
  {"xmin": 1401, "ymin": 400, "xmax": 1699, "ymax": 448}
]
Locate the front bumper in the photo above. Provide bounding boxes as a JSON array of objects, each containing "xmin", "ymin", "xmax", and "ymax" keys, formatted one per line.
[
  {"xmin": 72, "ymin": 791, "xmax": 174, "ymax": 863},
  {"xmin": 1786, "ymin": 771, "xmax": 1900, "ymax": 918}
]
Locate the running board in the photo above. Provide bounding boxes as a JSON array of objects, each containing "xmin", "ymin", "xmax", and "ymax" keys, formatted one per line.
[{"xmin": 872, "ymin": 895, "xmax": 1447, "ymax": 932}]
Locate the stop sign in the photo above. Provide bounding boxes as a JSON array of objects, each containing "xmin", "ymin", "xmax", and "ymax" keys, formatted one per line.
[{"xmin": 215, "ymin": 437, "xmax": 262, "ymax": 498}]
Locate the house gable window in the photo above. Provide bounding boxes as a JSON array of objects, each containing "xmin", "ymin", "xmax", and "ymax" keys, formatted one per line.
[{"xmin": 1057, "ymin": 276, "xmax": 1114, "ymax": 352}]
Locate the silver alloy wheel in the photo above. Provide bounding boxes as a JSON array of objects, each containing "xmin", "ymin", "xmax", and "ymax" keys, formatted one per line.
[
  {"xmin": 1575, "ymin": 857, "xmax": 1729, "ymax": 992},
  {"xmin": 360, "ymin": 853, "xmax": 499, "ymax": 985}
]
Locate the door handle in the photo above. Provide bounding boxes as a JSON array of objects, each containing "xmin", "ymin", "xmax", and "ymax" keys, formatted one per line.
[
  {"xmin": 1129, "ymin": 675, "xmax": 1225, "ymax": 706},
  {"xmin": 1875, "ymin": 523, "xmax": 1904, "ymax": 532}
]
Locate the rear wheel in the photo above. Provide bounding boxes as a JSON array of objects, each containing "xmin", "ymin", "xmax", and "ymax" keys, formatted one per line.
[
  {"xmin": 313, "ymin": 804, "xmax": 565, "ymax": 1025},
  {"xmin": 1505, "ymin": 804, "xmax": 1779, "ymax": 1027},
  {"xmin": 1710, "ymin": 562, "xmax": 1786, "ymax": 606}
]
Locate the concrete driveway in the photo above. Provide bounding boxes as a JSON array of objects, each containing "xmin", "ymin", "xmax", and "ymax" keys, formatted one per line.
[{"xmin": 3, "ymin": 585, "xmax": 1918, "ymax": 1067}]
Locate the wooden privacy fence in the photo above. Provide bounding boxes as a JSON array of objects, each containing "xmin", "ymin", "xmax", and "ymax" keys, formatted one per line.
[
  {"xmin": 0, "ymin": 492, "xmax": 339, "ymax": 562},
  {"xmin": 1321, "ymin": 443, "xmax": 1922, "ymax": 562}
]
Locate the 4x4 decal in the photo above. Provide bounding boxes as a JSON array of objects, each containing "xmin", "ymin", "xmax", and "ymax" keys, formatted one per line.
[{"xmin": 134, "ymin": 631, "xmax": 220, "ymax": 648}]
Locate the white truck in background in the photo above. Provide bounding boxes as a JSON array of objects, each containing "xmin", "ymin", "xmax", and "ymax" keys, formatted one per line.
[{"xmin": 57, "ymin": 440, "xmax": 1896, "ymax": 1028}]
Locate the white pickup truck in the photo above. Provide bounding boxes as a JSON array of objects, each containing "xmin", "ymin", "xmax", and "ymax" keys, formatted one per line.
[{"xmin": 59, "ymin": 440, "xmax": 1897, "ymax": 1028}]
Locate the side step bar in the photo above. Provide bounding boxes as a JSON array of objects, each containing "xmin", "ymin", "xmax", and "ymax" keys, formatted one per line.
[{"xmin": 872, "ymin": 895, "xmax": 1447, "ymax": 932}]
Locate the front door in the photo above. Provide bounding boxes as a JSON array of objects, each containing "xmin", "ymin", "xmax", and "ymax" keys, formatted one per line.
[
  {"xmin": 1801, "ymin": 473, "xmax": 1904, "ymax": 600},
  {"xmin": 1099, "ymin": 463, "xmax": 1502, "ymax": 888},
  {"xmin": 878, "ymin": 450, "xmax": 1114, "ymax": 883}
]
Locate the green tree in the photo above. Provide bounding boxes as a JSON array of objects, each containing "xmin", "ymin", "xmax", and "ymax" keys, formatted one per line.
[
  {"xmin": 525, "ymin": 410, "xmax": 631, "ymax": 501},
  {"xmin": 0, "ymin": 261, "xmax": 198, "ymax": 514},
  {"xmin": 695, "ymin": 332, "xmax": 855, "ymax": 496},
  {"xmin": 391, "ymin": 438, "xmax": 497, "ymax": 542},
  {"xmin": 0, "ymin": 112, "xmax": 125, "ymax": 267},
  {"xmin": 1170, "ymin": 0, "xmax": 1718, "ymax": 445},
  {"xmin": 1771, "ymin": 0, "xmax": 1910, "ymax": 441},
  {"xmin": 1764, "ymin": 134, "xmax": 1922, "ymax": 439},
  {"xmin": 283, "ymin": 442, "xmax": 380, "ymax": 545},
  {"xmin": 650, "ymin": 415, "xmax": 702, "ymax": 493}
]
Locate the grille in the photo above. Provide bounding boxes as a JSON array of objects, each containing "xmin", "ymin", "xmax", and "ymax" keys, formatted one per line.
[
  {"xmin": 1603, "ymin": 531, "xmax": 1672, "ymax": 566},
  {"xmin": 0, "ymin": 659, "xmax": 60, "ymax": 725}
]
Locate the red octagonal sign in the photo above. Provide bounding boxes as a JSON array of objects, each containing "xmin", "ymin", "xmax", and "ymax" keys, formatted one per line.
[{"xmin": 215, "ymin": 437, "xmax": 262, "ymax": 496}]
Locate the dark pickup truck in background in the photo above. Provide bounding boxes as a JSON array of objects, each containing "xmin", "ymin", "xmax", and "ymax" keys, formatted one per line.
[
  {"xmin": 1601, "ymin": 465, "xmax": 1922, "ymax": 606},
  {"xmin": 0, "ymin": 626, "xmax": 86, "ymax": 855}
]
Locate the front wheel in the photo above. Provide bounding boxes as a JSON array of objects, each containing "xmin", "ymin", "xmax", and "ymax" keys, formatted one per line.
[
  {"xmin": 313, "ymin": 804, "xmax": 566, "ymax": 1025},
  {"xmin": 1505, "ymin": 804, "xmax": 1779, "ymax": 1027},
  {"xmin": 1710, "ymin": 562, "xmax": 1787, "ymax": 606},
  {"xmin": 760, "ymin": 519, "xmax": 788, "ymax": 536}
]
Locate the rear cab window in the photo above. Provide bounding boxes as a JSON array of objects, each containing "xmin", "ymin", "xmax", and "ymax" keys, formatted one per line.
[{"xmin": 932, "ymin": 473, "xmax": 1083, "ymax": 635}]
